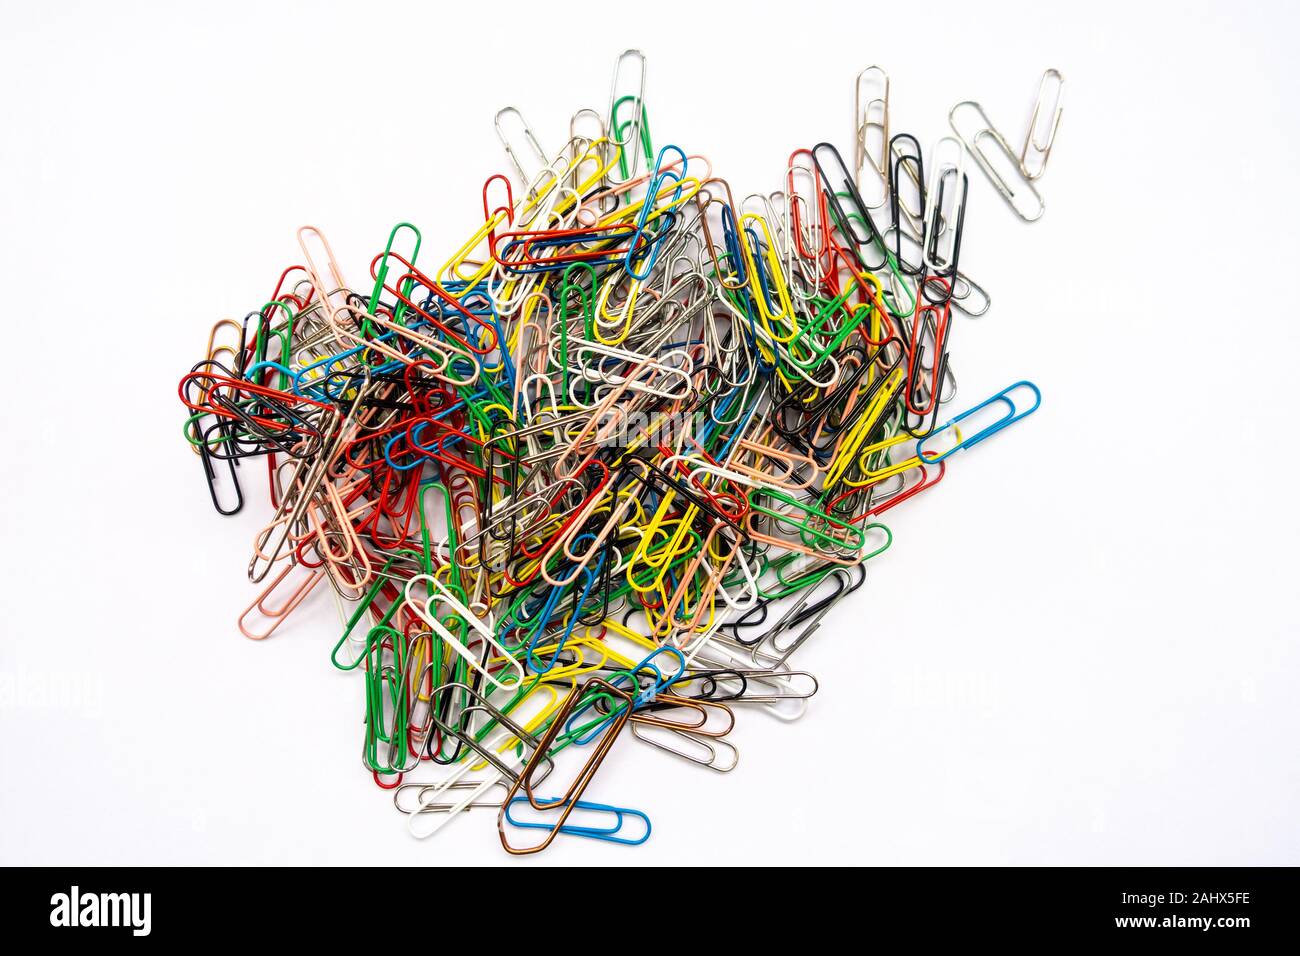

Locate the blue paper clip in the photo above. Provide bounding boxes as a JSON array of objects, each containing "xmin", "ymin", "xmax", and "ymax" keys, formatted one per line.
[
  {"xmin": 504, "ymin": 796, "xmax": 652, "ymax": 846},
  {"xmin": 917, "ymin": 380, "xmax": 1041, "ymax": 463}
]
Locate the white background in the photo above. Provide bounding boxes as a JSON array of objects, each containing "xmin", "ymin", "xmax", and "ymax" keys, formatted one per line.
[{"xmin": 2, "ymin": 0, "xmax": 1297, "ymax": 866}]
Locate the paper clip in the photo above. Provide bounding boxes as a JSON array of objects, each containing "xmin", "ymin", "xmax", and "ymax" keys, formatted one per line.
[
  {"xmin": 917, "ymin": 381, "xmax": 1041, "ymax": 463},
  {"xmin": 853, "ymin": 66, "xmax": 890, "ymax": 209},
  {"xmin": 1020, "ymin": 69, "xmax": 1064, "ymax": 180}
]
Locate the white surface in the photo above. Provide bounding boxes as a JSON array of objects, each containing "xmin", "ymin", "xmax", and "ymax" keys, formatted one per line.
[{"xmin": 1, "ymin": 0, "xmax": 1297, "ymax": 866}]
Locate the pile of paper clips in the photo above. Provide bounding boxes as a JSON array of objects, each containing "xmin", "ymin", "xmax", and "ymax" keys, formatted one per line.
[{"xmin": 178, "ymin": 53, "xmax": 1062, "ymax": 854}]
